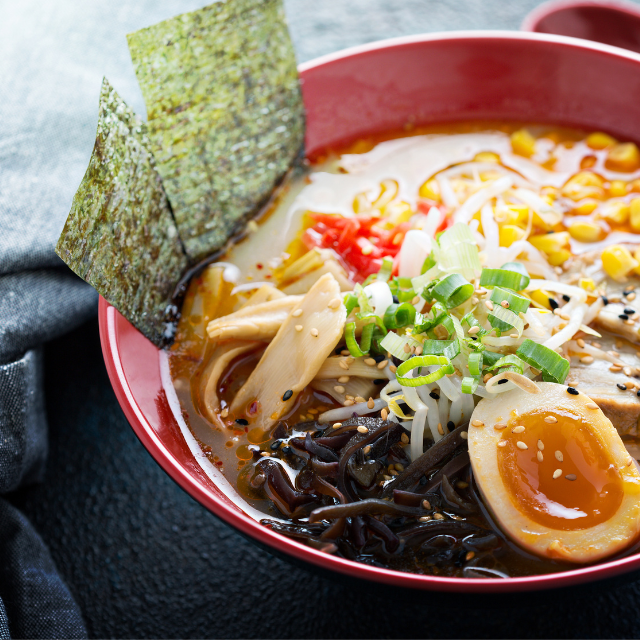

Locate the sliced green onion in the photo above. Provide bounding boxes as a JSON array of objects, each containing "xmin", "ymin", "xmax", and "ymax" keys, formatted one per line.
[
  {"xmin": 376, "ymin": 256, "xmax": 394, "ymax": 282},
  {"xmin": 395, "ymin": 355, "xmax": 455, "ymax": 387},
  {"xmin": 435, "ymin": 223, "xmax": 482, "ymax": 280},
  {"xmin": 480, "ymin": 266, "xmax": 530, "ymax": 291},
  {"xmin": 345, "ymin": 322, "xmax": 376, "ymax": 357},
  {"xmin": 462, "ymin": 311, "xmax": 488, "ymax": 339},
  {"xmin": 354, "ymin": 283, "xmax": 373, "ymax": 315},
  {"xmin": 413, "ymin": 302, "xmax": 448, "ymax": 334},
  {"xmin": 482, "ymin": 350, "xmax": 503, "ymax": 368},
  {"xmin": 344, "ymin": 293, "xmax": 359, "ymax": 316},
  {"xmin": 411, "ymin": 267, "xmax": 440, "ymax": 296},
  {"xmin": 420, "ymin": 339, "xmax": 460, "ymax": 360},
  {"xmin": 489, "ymin": 287, "xmax": 531, "ymax": 314},
  {"xmin": 516, "ymin": 339, "xmax": 570, "ymax": 384},
  {"xmin": 488, "ymin": 305, "xmax": 525, "ymax": 336},
  {"xmin": 429, "ymin": 315, "xmax": 454, "ymax": 339},
  {"xmin": 468, "ymin": 352, "xmax": 483, "ymax": 376},
  {"xmin": 451, "ymin": 315, "xmax": 465, "ymax": 344},
  {"xmin": 501, "ymin": 261, "xmax": 531, "ymax": 286},
  {"xmin": 461, "ymin": 376, "xmax": 480, "ymax": 394},
  {"xmin": 487, "ymin": 354, "xmax": 527, "ymax": 374},
  {"xmin": 396, "ymin": 276, "xmax": 413, "ymax": 289},
  {"xmin": 383, "ymin": 302, "xmax": 416, "ymax": 329},
  {"xmin": 431, "ymin": 273, "xmax": 473, "ymax": 309},
  {"xmin": 354, "ymin": 311, "xmax": 386, "ymax": 334},
  {"xmin": 380, "ymin": 331, "xmax": 422, "ymax": 361},
  {"xmin": 421, "ymin": 253, "xmax": 437, "ymax": 274}
]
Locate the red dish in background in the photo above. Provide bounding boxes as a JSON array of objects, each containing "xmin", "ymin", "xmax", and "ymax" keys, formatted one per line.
[{"xmin": 100, "ymin": 31, "xmax": 640, "ymax": 592}]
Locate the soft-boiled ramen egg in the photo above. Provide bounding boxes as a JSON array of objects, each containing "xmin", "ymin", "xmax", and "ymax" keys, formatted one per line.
[{"xmin": 469, "ymin": 382, "xmax": 640, "ymax": 563}]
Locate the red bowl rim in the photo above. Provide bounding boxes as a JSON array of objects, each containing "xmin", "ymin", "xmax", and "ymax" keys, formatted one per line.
[{"xmin": 99, "ymin": 29, "xmax": 640, "ymax": 593}]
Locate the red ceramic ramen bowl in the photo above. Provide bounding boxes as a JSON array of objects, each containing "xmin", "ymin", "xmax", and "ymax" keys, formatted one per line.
[{"xmin": 100, "ymin": 31, "xmax": 640, "ymax": 592}]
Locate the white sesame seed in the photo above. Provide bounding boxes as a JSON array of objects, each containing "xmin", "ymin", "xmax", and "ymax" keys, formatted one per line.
[
  {"xmin": 577, "ymin": 338, "xmax": 585, "ymax": 348},
  {"xmin": 419, "ymin": 516, "xmax": 432, "ymax": 522},
  {"xmin": 485, "ymin": 300, "xmax": 494, "ymax": 311},
  {"xmin": 460, "ymin": 431, "xmax": 468, "ymax": 440},
  {"xmin": 627, "ymin": 457, "xmax": 634, "ymax": 467},
  {"xmin": 565, "ymin": 474, "xmax": 577, "ymax": 481},
  {"xmin": 367, "ymin": 397, "xmax": 375, "ymax": 409},
  {"xmin": 433, "ymin": 513, "xmax": 445, "ymax": 520},
  {"xmin": 334, "ymin": 385, "xmax": 345, "ymax": 394},
  {"xmin": 586, "ymin": 402, "xmax": 598, "ymax": 410},
  {"xmin": 400, "ymin": 432, "xmax": 409, "ymax": 444},
  {"xmin": 377, "ymin": 359, "xmax": 388, "ymax": 369},
  {"xmin": 493, "ymin": 422, "xmax": 507, "ymax": 430},
  {"xmin": 537, "ymin": 451, "xmax": 543, "ymax": 462},
  {"xmin": 512, "ymin": 426, "xmax": 525, "ymax": 433},
  {"xmin": 354, "ymin": 396, "xmax": 366, "ymax": 404},
  {"xmin": 310, "ymin": 328, "xmax": 319, "ymax": 337},
  {"xmin": 332, "ymin": 422, "xmax": 342, "ymax": 429},
  {"xmin": 220, "ymin": 408, "xmax": 229, "ymax": 418},
  {"xmin": 544, "ymin": 416, "xmax": 557, "ymax": 424},
  {"xmin": 338, "ymin": 375, "xmax": 349, "ymax": 383},
  {"xmin": 328, "ymin": 298, "xmax": 341, "ymax": 310},
  {"xmin": 339, "ymin": 360, "xmax": 350, "ymax": 370},
  {"xmin": 468, "ymin": 326, "xmax": 480, "ymax": 335},
  {"xmin": 516, "ymin": 441, "xmax": 527, "ymax": 450},
  {"xmin": 412, "ymin": 295, "xmax": 421, "ymax": 305},
  {"xmin": 389, "ymin": 365, "xmax": 397, "ymax": 373},
  {"xmin": 364, "ymin": 357, "xmax": 376, "ymax": 366},
  {"xmin": 553, "ymin": 469, "xmax": 562, "ymax": 479},
  {"xmin": 381, "ymin": 408, "xmax": 389, "ymax": 420},
  {"xmin": 292, "ymin": 309, "xmax": 303, "ymax": 317},
  {"xmin": 357, "ymin": 425, "xmax": 369, "ymax": 434},
  {"xmin": 580, "ymin": 356, "xmax": 594, "ymax": 364},
  {"xmin": 509, "ymin": 333, "xmax": 519, "ymax": 339},
  {"xmin": 625, "ymin": 366, "xmax": 633, "ymax": 376},
  {"xmin": 472, "ymin": 419, "xmax": 484, "ymax": 427},
  {"xmin": 555, "ymin": 450, "xmax": 563, "ymax": 462},
  {"xmin": 343, "ymin": 400, "xmax": 354, "ymax": 406},
  {"xmin": 295, "ymin": 324, "xmax": 303, "ymax": 332},
  {"xmin": 414, "ymin": 346, "xmax": 423, "ymax": 355},
  {"xmin": 538, "ymin": 439, "xmax": 544, "ymax": 451},
  {"xmin": 363, "ymin": 445, "xmax": 371, "ymax": 454},
  {"xmin": 501, "ymin": 300, "xmax": 510, "ymax": 308},
  {"xmin": 498, "ymin": 440, "xmax": 507, "ymax": 447},
  {"xmin": 403, "ymin": 343, "xmax": 411, "ymax": 353}
]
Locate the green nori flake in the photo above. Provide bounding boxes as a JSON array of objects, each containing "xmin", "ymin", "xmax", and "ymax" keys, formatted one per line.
[
  {"xmin": 127, "ymin": 0, "xmax": 305, "ymax": 261},
  {"xmin": 55, "ymin": 78, "xmax": 188, "ymax": 347}
]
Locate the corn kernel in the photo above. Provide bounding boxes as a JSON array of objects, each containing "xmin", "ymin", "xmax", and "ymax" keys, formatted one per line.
[
  {"xmin": 600, "ymin": 200, "xmax": 630, "ymax": 224},
  {"xmin": 474, "ymin": 151, "xmax": 500, "ymax": 163},
  {"xmin": 601, "ymin": 244, "xmax": 639, "ymax": 281},
  {"xmin": 606, "ymin": 142, "xmax": 640, "ymax": 172},
  {"xmin": 504, "ymin": 204, "xmax": 529, "ymax": 225},
  {"xmin": 571, "ymin": 199, "xmax": 599, "ymax": 216},
  {"xmin": 561, "ymin": 172, "xmax": 605, "ymax": 201},
  {"xmin": 511, "ymin": 129, "xmax": 536, "ymax": 157},
  {"xmin": 419, "ymin": 178, "xmax": 440, "ymax": 201},
  {"xmin": 568, "ymin": 221, "xmax": 602, "ymax": 243},
  {"xmin": 530, "ymin": 290, "xmax": 552, "ymax": 309},
  {"xmin": 499, "ymin": 224, "xmax": 526, "ymax": 247},
  {"xmin": 529, "ymin": 231, "xmax": 570, "ymax": 254},
  {"xmin": 547, "ymin": 249, "xmax": 572, "ymax": 266},
  {"xmin": 388, "ymin": 201, "xmax": 413, "ymax": 224},
  {"xmin": 579, "ymin": 278, "xmax": 595, "ymax": 292},
  {"xmin": 586, "ymin": 132, "xmax": 617, "ymax": 150},
  {"xmin": 630, "ymin": 198, "xmax": 640, "ymax": 232},
  {"xmin": 609, "ymin": 180, "xmax": 628, "ymax": 197}
]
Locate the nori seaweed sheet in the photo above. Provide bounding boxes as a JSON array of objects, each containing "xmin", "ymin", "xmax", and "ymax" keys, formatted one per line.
[
  {"xmin": 56, "ymin": 78, "xmax": 188, "ymax": 346},
  {"xmin": 127, "ymin": 0, "xmax": 305, "ymax": 261}
]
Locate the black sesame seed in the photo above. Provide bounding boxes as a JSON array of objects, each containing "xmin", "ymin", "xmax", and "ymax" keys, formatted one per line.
[
  {"xmin": 562, "ymin": 294, "xmax": 571, "ymax": 302},
  {"xmin": 281, "ymin": 446, "xmax": 292, "ymax": 455},
  {"xmin": 497, "ymin": 378, "xmax": 508, "ymax": 385},
  {"xmin": 270, "ymin": 439, "xmax": 282, "ymax": 450},
  {"xmin": 636, "ymin": 390, "xmax": 640, "ymax": 397},
  {"xmin": 549, "ymin": 298, "xmax": 559, "ymax": 310},
  {"xmin": 392, "ymin": 295, "xmax": 400, "ymax": 304},
  {"xmin": 617, "ymin": 383, "xmax": 628, "ymax": 391},
  {"xmin": 602, "ymin": 295, "xmax": 609, "ymax": 305},
  {"xmin": 282, "ymin": 389, "xmax": 293, "ymax": 401},
  {"xmin": 619, "ymin": 314, "xmax": 629, "ymax": 320},
  {"xmin": 373, "ymin": 354, "xmax": 385, "ymax": 363},
  {"xmin": 624, "ymin": 289, "xmax": 634, "ymax": 296},
  {"xmin": 625, "ymin": 307, "xmax": 636, "ymax": 315},
  {"xmin": 447, "ymin": 421, "xmax": 455, "ymax": 430},
  {"xmin": 373, "ymin": 378, "xmax": 386, "ymax": 385},
  {"xmin": 419, "ymin": 476, "xmax": 428, "ymax": 486},
  {"xmin": 235, "ymin": 418, "xmax": 249, "ymax": 426},
  {"xmin": 567, "ymin": 387, "xmax": 579, "ymax": 395},
  {"xmin": 429, "ymin": 391, "xmax": 440, "ymax": 400}
]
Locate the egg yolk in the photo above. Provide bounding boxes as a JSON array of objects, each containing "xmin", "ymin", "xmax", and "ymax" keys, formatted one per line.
[{"xmin": 497, "ymin": 408, "xmax": 624, "ymax": 530}]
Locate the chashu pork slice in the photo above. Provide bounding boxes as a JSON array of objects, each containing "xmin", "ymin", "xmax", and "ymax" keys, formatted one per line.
[
  {"xmin": 594, "ymin": 302, "xmax": 640, "ymax": 344},
  {"xmin": 566, "ymin": 332, "xmax": 640, "ymax": 437},
  {"xmin": 230, "ymin": 273, "xmax": 346, "ymax": 432},
  {"xmin": 206, "ymin": 295, "xmax": 302, "ymax": 342}
]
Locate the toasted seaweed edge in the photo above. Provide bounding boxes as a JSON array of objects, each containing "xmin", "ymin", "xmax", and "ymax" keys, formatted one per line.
[
  {"xmin": 127, "ymin": 0, "xmax": 305, "ymax": 262},
  {"xmin": 55, "ymin": 78, "xmax": 189, "ymax": 347}
]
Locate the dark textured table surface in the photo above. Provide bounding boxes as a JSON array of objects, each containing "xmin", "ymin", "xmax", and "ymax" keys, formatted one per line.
[{"xmin": 9, "ymin": 0, "xmax": 640, "ymax": 637}]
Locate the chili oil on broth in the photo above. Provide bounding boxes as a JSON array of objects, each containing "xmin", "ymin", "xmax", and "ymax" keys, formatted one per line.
[{"xmin": 168, "ymin": 121, "xmax": 640, "ymax": 577}]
